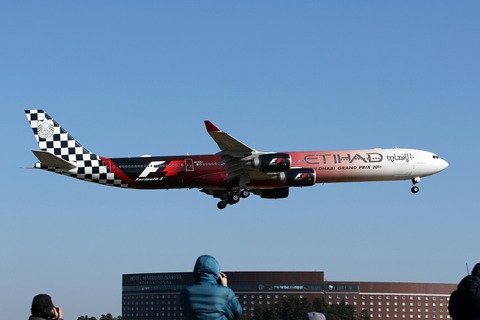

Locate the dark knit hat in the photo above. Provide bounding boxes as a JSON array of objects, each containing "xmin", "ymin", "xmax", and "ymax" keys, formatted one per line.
[
  {"xmin": 472, "ymin": 263, "xmax": 480, "ymax": 276},
  {"xmin": 31, "ymin": 294, "xmax": 54, "ymax": 317}
]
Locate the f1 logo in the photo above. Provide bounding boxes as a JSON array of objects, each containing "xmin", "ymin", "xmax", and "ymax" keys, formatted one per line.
[
  {"xmin": 294, "ymin": 173, "xmax": 308, "ymax": 180},
  {"xmin": 269, "ymin": 158, "xmax": 284, "ymax": 166},
  {"xmin": 138, "ymin": 161, "xmax": 165, "ymax": 178}
]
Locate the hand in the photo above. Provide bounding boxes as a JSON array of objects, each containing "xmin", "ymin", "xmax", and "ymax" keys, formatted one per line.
[
  {"xmin": 51, "ymin": 306, "xmax": 63, "ymax": 319},
  {"xmin": 218, "ymin": 272, "xmax": 228, "ymax": 286}
]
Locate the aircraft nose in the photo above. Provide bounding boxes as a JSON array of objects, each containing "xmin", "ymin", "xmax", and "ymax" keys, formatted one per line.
[{"xmin": 439, "ymin": 158, "xmax": 449, "ymax": 171}]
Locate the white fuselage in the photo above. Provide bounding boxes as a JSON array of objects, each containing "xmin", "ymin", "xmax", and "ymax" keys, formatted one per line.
[{"xmin": 288, "ymin": 148, "xmax": 448, "ymax": 183}]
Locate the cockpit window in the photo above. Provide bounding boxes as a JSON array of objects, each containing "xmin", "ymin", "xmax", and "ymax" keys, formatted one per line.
[{"xmin": 433, "ymin": 155, "xmax": 439, "ymax": 159}]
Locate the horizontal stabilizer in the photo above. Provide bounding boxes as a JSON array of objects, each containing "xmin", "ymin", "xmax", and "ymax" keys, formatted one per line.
[{"xmin": 32, "ymin": 150, "xmax": 76, "ymax": 168}]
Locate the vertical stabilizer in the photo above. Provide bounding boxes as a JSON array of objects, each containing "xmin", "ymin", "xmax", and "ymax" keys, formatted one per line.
[
  {"xmin": 24, "ymin": 109, "xmax": 129, "ymax": 188},
  {"xmin": 25, "ymin": 109, "xmax": 98, "ymax": 163}
]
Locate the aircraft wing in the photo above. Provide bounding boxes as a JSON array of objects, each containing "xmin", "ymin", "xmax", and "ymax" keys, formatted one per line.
[
  {"xmin": 204, "ymin": 120, "xmax": 267, "ymax": 185},
  {"xmin": 204, "ymin": 121, "xmax": 257, "ymax": 154}
]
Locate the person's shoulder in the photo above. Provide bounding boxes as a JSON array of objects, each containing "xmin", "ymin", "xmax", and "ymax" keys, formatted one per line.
[
  {"xmin": 460, "ymin": 275, "xmax": 480, "ymax": 287},
  {"xmin": 180, "ymin": 284, "xmax": 194, "ymax": 296},
  {"xmin": 220, "ymin": 285, "xmax": 239, "ymax": 298},
  {"xmin": 458, "ymin": 275, "xmax": 480, "ymax": 300}
]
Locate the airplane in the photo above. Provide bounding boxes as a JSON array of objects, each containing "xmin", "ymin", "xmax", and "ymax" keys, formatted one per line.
[{"xmin": 24, "ymin": 109, "xmax": 448, "ymax": 209}]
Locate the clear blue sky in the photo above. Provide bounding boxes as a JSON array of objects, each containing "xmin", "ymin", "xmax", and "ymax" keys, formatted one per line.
[{"xmin": 1, "ymin": 1, "xmax": 479, "ymax": 319}]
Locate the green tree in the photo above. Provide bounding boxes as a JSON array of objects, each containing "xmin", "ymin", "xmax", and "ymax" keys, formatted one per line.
[
  {"xmin": 312, "ymin": 297, "xmax": 328, "ymax": 314},
  {"xmin": 77, "ymin": 315, "xmax": 121, "ymax": 320},
  {"xmin": 359, "ymin": 308, "xmax": 370, "ymax": 320},
  {"xmin": 327, "ymin": 300, "xmax": 356, "ymax": 320},
  {"xmin": 77, "ymin": 316, "xmax": 96, "ymax": 320},
  {"xmin": 254, "ymin": 295, "xmax": 315, "ymax": 320},
  {"xmin": 100, "ymin": 314, "xmax": 122, "ymax": 320},
  {"xmin": 254, "ymin": 295, "xmax": 358, "ymax": 320},
  {"xmin": 276, "ymin": 295, "xmax": 312, "ymax": 320},
  {"xmin": 254, "ymin": 306, "xmax": 271, "ymax": 320}
]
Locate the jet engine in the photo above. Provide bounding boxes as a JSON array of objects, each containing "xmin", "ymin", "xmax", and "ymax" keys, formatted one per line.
[
  {"xmin": 251, "ymin": 153, "xmax": 291, "ymax": 172},
  {"xmin": 255, "ymin": 187, "xmax": 290, "ymax": 199},
  {"xmin": 278, "ymin": 168, "xmax": 316, "ymax": 187}
]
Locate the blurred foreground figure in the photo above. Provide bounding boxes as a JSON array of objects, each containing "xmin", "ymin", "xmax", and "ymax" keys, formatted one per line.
[
  {"xmin": 449, "ymin": 263, "xmax": 480, "ymax": 320},
  {"xmin": 29, "ymin": 294, "xmax": 63, "ymax": 320},
  {"xmin": 180, "ymin": 255, "xmax": 242, "ymax": 320}
]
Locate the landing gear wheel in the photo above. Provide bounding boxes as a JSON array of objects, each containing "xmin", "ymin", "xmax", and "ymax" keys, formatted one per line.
[
  {"xmin": 217, "ymin": 201, "xmax": 228, "ymax": 210},
  {"xmin": 240, "ymin": 189, "xmax": 250, "ymax": 198},
  {"xmin": 410, "ymin": 177, "xmax": 420, "ymax": 194},
  {"xmin": 228, "ymin": 192, "xmax": 240, "ymax": 205},
  {"xmin": 215, "ymin": 190, "xmax": 247, "ymax": 209},
  {"xmin": 219, "ymin": 192, "xmax": 229, "ymax": 201}
]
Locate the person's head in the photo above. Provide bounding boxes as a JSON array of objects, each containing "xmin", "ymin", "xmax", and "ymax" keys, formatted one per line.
[
  {"xmin": 472, "ymin": 263, "xmax": 480, "ymax": 276},
  {"xmin": 193, "ymin": 255, "xmax": 221, "ymax": 280},
  {"xmin": 31, "ymin": 294, "xmax": 55, "ymax": 318}
]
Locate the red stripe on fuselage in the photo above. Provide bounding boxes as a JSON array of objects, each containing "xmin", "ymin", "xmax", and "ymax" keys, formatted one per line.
[{"xmin": 100, "ymin": 156, "xmax": 141, "ymax": 188}]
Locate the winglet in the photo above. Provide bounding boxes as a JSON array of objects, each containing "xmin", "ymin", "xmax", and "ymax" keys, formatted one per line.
[
  {"xmin": 204, "ymin": 120, "xmax": 220, "ymax": 132},
  {"xmin": 204, "ymin": 120, "xmax": 257, "ymax": 153}
]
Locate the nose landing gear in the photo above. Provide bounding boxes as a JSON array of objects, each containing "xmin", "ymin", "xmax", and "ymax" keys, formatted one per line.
[{"xmin": 411, "ymin": 177, "xmax": 420, "ymax": 194}]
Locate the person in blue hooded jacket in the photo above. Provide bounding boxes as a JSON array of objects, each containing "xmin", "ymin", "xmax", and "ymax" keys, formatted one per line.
[{"xmin": 180, "ymin": 255, "xmax": 243, "ymax": 320}]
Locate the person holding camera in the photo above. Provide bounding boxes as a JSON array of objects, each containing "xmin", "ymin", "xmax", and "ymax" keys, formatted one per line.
[
  {"xmin": 180, "ymin": 255, "xmax": 242, "ymax": 320},
  {"xmin": 29, "ymin": 294, "xmax": 63, "ymax": 320}
]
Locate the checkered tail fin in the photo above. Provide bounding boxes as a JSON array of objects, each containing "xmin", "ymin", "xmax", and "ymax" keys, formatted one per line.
[{"xmin": 24, "ymin": 109, "xmax": 101, "ymax": 167}]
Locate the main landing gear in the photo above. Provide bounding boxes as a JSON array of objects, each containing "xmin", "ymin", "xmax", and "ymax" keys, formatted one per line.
[
  {"xmin": 411, "ymin": 177, "xmax": 420, "ymax": 194},
  {"xmin": 217, "ymin": 189, "xmax": 250, "ymax": 210}
]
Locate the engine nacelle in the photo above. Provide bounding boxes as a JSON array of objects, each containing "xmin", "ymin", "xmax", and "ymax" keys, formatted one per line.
[
  {"xmin": 251, "ymin": 153, "xmax": 291, "ymax": 172},
  {"xmin": 255, "ymin": 187, "xmax": 289, "ymax": 199},
  {"xmin": 278, "ymin": 168, "xmax": 316, "ymax": 187}
]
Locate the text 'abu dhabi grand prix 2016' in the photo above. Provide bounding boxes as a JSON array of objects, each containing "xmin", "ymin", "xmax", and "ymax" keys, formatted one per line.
[{"xmin": 25, "ymin": 110, "xmax": 448, "ymax": 209}]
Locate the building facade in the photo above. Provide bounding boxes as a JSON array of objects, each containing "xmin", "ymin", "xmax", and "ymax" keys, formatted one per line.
[{"xmin": 122, "ymin": 271, "xmax": 455, "ymax": 320}]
